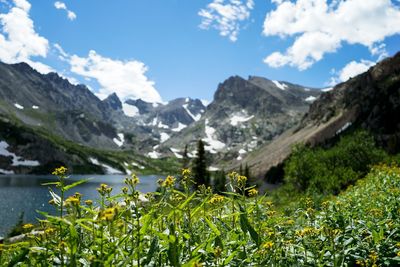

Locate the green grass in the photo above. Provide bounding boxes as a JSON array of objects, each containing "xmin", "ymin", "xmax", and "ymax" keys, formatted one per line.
[{"xmin": 1, "ymin": 165, "xmax": 400, "ymax": 266}]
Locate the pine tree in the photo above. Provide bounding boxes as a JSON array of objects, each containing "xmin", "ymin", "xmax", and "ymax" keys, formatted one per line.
[
  {"xmin": 192, "ymin": 140, "xmax": 209, "ymax": 189},
  {"xmin": 182, "ymin": 144, "xmax": 189, "ymax": 169},
  {"xmin": 213, "ymin": 169, "xmax": 226, "ymax": 194}
]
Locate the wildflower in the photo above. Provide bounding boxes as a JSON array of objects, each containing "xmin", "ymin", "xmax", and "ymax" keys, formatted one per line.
[
  {"xmin": 162, "ymin": 175, "xmax": 175, "ymax": 187},
  {"xmin": 237, "ymin": 175, "xmax": 247, "ymax": 185},
  {"xmin": 125, "ymin": 174, "xmax": 140, "ymax": 186},
  {"xmin": 100, "ymin": 207, "xmax": 117, "ymax": 221},
  {"xmin": 209, "ymin": 194, "xmax": 225, "ymax": 205},
  {"xmin": 122, "ymin": 187, "xmax": 128, "ymax": 194},
  {"xmin": 228, "ymin": 171, "xmax": 238, "ymax": 180},
  {"xmin": 74, "ymin": 192, "xmax": 83, "ymax": 199},
  {"xmin": 248, "ymin": 188, "xmax": 258, "ymax": 197},
  {"xmin": 267, "ymin": 210, "xmax": 276, "ymax": 216},
  {"xmin": 262, "ymin": 241, "xmax": 274, "ymax": 249},
  {"xmin": 97, "ymin": 183, "xmax": 112, "ymax": 195},
  {"xmin": 65, "ymin": 196, "xmax": 80, "ymax": 206},
  {"xmin": 214, "ymin": 246, "xmax": 222, "ymax": 258},
  {"xmin": 265, "ymin": 201, "xmax": 273, "ymax": 207},
  {"xmin": 369, "ymin": 251, "xmax": 378, "ymax": 264},
  {"xmin": 397, "ymin": 251, "xmax": 400, "ymax": 257},
  {"xmin": 85, "ymin": 199, "xmax": 93, "ymax": 206},
  {"xmin": 52, "ymin": 166, "xmax": 68, "ymax": 176},
  {"xmin": 356, "ymin": 259, "xmax": 366, "ymax": 266},
  {"xmin": 45, "ymin": 228, "xmax": 56, "ymax": 235},
  {"xmin": 48, "ymin": 199, "xmax": 56, "ymax": 205},
  {"xmin": 23, "ymin": 223, "xmax": 34, "ymax": 230},
  {"xmin": 182, "ymin": 168, "xmax": 191, "ymax": 177},
  {"xmin": 285, "ymin": 219, "xmax": 295, "ymax": 225}
]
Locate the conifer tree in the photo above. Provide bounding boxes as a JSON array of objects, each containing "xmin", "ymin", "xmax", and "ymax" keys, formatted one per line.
[{"xmin": 192, "ymin": 139, "xmax": 209, "ymax": 189}]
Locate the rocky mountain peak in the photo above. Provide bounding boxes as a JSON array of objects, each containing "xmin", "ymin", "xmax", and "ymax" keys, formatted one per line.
[{"xmin": 103, "ymin": 93, "xmax": 122, "ymax": 111}]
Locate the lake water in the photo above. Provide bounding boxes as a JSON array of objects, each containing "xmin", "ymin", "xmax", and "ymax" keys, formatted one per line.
[{"xmin": 0, "ymin": 174, "xmax": 160, "ymax": 237}]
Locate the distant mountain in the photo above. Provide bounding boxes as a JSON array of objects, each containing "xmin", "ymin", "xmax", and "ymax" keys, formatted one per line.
[
  {"xmin": 239, "ymin": 52, "xmax": 400, "ymax": 179},
  {"xmin": 159, "ymin": 75, "xmax": 321, "ymax": 164}
]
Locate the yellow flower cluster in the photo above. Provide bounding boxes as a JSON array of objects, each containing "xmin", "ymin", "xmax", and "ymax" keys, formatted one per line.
[
  {"xmin": 97, "ymin": 183, "xmax": 112, "ymax": 195},
  {"xmin": 248, "ymin": 188, "xmax": 258, "ymax": 197},
  {"xmin": 162, "ymin": 175, "xmax": 175, "ymax": 187},
  {"xmin": 22, "ymin": 223, "xmax": 34, "ymax": 230},
  {"xmin": 124, "ymin": 174, "xmax": 140, "ymax": 187},
  {"xmin": 209, "ymin": 194, "xmax": 225, "ymax": 205},
  {"xmin": 182, "ymin": 168, "xmax": 191, "ymax": 177},
  {"xmin": 261, "ymin": 241, "xmax": 274, "ymax": 249},
  {"xmin": 52, "ymin": 166, "xmax": 67, "ymax": 176},
  {"xmin": 296, "ymin": 227, "xmax": 320, "ymax": 237},
  {"xmin": 65, "ymin": 196, "xmax": 80, "ymax": 206},
  {"xmin": 100, "ymin": 207, "xmax": 117, "ymax": 221}
]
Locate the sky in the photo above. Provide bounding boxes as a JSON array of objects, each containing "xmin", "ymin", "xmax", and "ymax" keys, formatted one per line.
[{"xmin": 0, "ymin": 0, "xmax": 399, "ymax": 103}]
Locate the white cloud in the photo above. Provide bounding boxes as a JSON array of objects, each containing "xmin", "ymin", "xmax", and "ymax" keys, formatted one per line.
[
  {"xmin": 69, "ymin": 50, "xmax": 162, "ymax": 102},
  {"xmin": 328, "ymin": 59, "xmax": 375, "ymax": 86},
  {"xmin": 199, "ymin": 0, "xmax": 254, "ymax": 42},
  {"xmin": 0, "ymin": 0, "xmax": 52, "ymax": 73},
  {"xmin": 54, "ymin": 1, "xmax": 76, "ymax": 21},
  {"xmin": 263, "ymin": 0, "xmax": 400, "ymax": 70}
]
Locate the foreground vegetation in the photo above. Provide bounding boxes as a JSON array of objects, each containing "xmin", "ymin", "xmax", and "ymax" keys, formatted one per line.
[{"xmin": 1, "ymin": 163, "xmax": 400, "ymax": 266}]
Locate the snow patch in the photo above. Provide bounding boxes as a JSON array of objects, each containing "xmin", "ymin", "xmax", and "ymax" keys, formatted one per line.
[
  {"xmin": 322, "ymin": 87, "xmax": 333, "ymax": 92},
  {"xmin": 170, "ymin": 148, "xmax": 182, "ymax": 159},
  {"xmin": 183, "ymin": 104, "xmax": 201, "ymax": 121},
  {"xmin": 304, "ymin": 88, "xmax": 311, "ymax": 92},
  {"xmin": 336, "ymin": 122, "xmax": 352, "ymax": 135},
  {"xmin": 185, "ymin": 97, "xmax": 189, "ymax": 103},
  {"xmin": 208, "ymin": 166, "xmax": 220, "ymax": 171},
  {"xmin": 122, "ymin": 103, "xmax": 139, "ymax": 117},
  {"xmin": 238, "ymin": 149, "xmax": 247, "ymax": 154},
  {"xmin": 272, "ymin": 80, "xmax": 288, "ymax": 90},
  {"xmin": 148, "ymin": 151, "xmax": 161, "ymax": 159},
  {"xmin": 236, "ymin": 155, "xmax": 243, "ymax": 161},
  {"xmin": 203, "ymin": 119, "xmax": 226, "ymax": 154},
  {"xmin": 158, "ymin": 121, "xmax": 169, "ymax": 129},
  {"xmin": 0, "ymin": 168, "xmax": 14, "ymax": 174},
  {"xmin": 201, "ymin": 99, "xmax": 210, "ymax": 106},
  {"xmin": 14, "ymin": 103, "xmax": 24, "ymax": 110},
  {"xmin": 152, "ymin": 102, "xmax": 159, "ymax": 108},
  {"xmin": 172, "ymin": 122, "xmax": 187, "ymax": 132},
  {"xmin": 305, "ymin": 96, "xmax": 317, "ymax": 103},
  {"xmin": 0, "ymin": 141, "xmax": 40, "ymax": 166},
  {"xmin": 113, "ymin": 133, "xmax": 125, "ymax": 147},
  {"xmin": 89, "ymin": 157, "xmax": 123, "ymax": 174},
  {"xmin": 160, "ymin": 132, "xmax": 170, "ymax": 143},
  {"xmin": 32, "ymin": 105, "xmax": 39, "ymax": 109},
  {"xmin": 230, "ymin": 114, "xmax": 254, "ymax": 126},
  {"xmin": 131, "ymin": 161, "xmax": 145, "ymax": 170}
]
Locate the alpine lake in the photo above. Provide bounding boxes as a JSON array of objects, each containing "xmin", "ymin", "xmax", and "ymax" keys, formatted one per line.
[{"xmin": 0, "ymin": 174, "xmax": 160, "ymax": 237}]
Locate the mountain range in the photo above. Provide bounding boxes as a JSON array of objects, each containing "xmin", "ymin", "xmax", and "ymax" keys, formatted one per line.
[{"xmin": 1, "ymin": 52, "xmax": 398, "ymax": 179}]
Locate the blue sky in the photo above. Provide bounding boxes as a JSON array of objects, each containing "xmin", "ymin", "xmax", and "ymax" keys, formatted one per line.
[{"xmin": 0, "ymin": 0, "xmax": 399, "ymax": 103}]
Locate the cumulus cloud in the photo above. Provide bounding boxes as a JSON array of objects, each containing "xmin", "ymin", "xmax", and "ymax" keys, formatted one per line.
[
  {"xmin": 263, "ymin": 0, "xmax": 400, "ymax": 70},
  {"xmin": 54, "ymin": 1, "xmax": 76, "ymax": 21},
  {"xmin": 0, "ymin": 0, "xmax": 52, "ymax": 73},
  {"xmin": 328, "ymin": 59, "xmax": 375, "ymax": 86},
  {"xmin": 199, "ymin": 0, "xmax": 254, "ymax": 42},
  {"xmin": 69, "ymin": 50, "xmax": 162, "ymax": 103}
]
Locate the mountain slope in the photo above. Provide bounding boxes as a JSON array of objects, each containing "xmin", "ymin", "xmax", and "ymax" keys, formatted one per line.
[
  {"xmin": 160, "ymin": 75, "xmax": 321, "ymax": 164},
  {"xmin": 240, "ymin": 52, "xmax": 400, "ymax": 179}
]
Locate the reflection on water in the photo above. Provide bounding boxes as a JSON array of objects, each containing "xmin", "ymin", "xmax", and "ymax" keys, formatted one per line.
[{"xmin": 0, "ymin": 174, "xmax": 160, "ymax": 236}]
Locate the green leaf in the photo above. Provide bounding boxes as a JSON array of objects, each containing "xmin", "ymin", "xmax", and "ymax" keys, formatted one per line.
[
  {"xmin": 205, "ymin": 217, "xmax": 221, "ymax": 236},
  {"xmin": 64, "ymin": 178, "xmax": 91, "ymax": 191},
  {"xmin": 142, "ymin": 237, "xmax": 158, "ymax": 266}
]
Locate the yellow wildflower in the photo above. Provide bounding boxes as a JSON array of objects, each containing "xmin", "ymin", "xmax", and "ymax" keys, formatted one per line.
[
  {"xmin": 262, "ymin": 241, "xmax": 274, "ymax": 249},
  {"xmin": 248, "ymin": 188, "xmax": 258, "ymax": 197},
  {"xmin": 85, "ymin": 199, "xmax": 93, "ymax": 206},
  {"xmin": 23, "ymin": 223, "xmax": 34, "ymax": 230},
  {"xmin": 209, "ymin": 194, "xmax": 225, "ymax": 205},
  {"xmin": 65, "ymin": 196, "xmax": 80, "ymax": 206},
  {"xmin": 162, "ymin": 175, "xmax": 175, "ymax": 187},
  {"xmin": 52, "ymin": 166, "xmax": 67, "ymax": 176},
  {"xmin": 182, "ymin": 168, "xmax": 191, "ymax": 176},
  {"xmin": 100, "ymin": 207, "xmax": 117, "ymax": 221}
]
